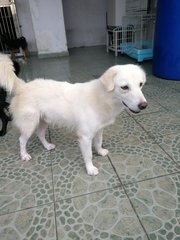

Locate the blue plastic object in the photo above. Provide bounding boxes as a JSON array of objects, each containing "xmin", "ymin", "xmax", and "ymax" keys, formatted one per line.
[
  {"xmin": 121, "ymin": 41, "xmax": 153, "ymax": 62},
  {"xmin": 153, "ymin": 0, "xmax": 180, "ymax": 80}
]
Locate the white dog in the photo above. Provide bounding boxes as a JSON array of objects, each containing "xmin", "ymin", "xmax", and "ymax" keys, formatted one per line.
[{"xmin": 0, "ymin": 54, "xmax": 147, "ymax": 175}]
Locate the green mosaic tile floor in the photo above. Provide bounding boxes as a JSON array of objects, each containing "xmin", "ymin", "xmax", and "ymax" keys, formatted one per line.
[{"xmin": 0, "ymin": 46, "xmax": 180, "ymax": 240}]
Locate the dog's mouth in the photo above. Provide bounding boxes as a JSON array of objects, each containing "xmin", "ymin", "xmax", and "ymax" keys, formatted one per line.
[{"xmin": 122, "ymin": 101, "xmax": 140, "ymax": 114}]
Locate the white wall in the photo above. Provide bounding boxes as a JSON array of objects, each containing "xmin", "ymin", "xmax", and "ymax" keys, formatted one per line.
[
  {"xmin": 16, "ymin": 0, "xmax": 68, "ymax": 57},
  {"xmin": 28, "ymin": 0, "xmax": 68, "ymax": 57},
  {"xmin": 16, "ymin": 0, "xmax": 128, "ymax": 53},
  {"xmin": 107, "ymin": 0, "xmax": 126, "ymax": 26},
  {"xmin": 15, "ymin": 0, "xmax": 37, "ymax": 52},
  {"xmin": 62, "ymin": 0, "xmax": 107, "ymax": 48},
  {"xmin": 126, "ymin": 0, "xmax": 148, "ymax": 14}
]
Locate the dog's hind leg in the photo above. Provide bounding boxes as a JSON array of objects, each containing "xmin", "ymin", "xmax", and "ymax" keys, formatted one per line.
[
  {"xmin": 0, "ymin": 119, "xmax": 8, "ymax": 136},
  {"xmin": 19, "ymin": 134, "xmax": 32, "ymax": 161},
  {"xmin": 93, "ymin": 128, "xmax": 109, "ymax": 156},
  {"xmin": 37, "ymin": 120, "xmax": 56, "ymax": 150},
  {"xmin": 16, "ymin": 109, "xmax": 39, "ymax": 161}
]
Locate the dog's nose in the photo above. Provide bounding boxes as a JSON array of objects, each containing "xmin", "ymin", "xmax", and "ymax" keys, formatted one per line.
[{"xmin": 138, "ymin": 102, "xmax": 148, "ymax": 110}]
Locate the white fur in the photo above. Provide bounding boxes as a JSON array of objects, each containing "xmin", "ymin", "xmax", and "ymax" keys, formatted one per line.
[{"xmin": 0, "ymin": 54, "xmax": 147, "ymax": 175}]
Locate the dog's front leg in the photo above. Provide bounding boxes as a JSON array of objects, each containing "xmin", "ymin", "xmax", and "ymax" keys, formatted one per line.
[
  {"xmin": 93, "ymin": 129, "xmax": 109, "ymax": 156},
  {"xmin": 78, "ymin": 135, "xmax": 99, "ymax": 176}
]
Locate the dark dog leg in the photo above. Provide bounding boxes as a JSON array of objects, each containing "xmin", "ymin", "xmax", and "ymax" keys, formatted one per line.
[
  {"xmin": 0, "ymin": 109, "xmax": 9, "ymax": 136},
  {"xmin": 23, "ymin": 47, "xmax": 29, "ymax": 60}
]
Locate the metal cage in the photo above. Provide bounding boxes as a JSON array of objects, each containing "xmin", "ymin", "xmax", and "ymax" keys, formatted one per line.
[
  {"xmin": 106, "ymin": 14, "xmax": 155, "ymax": 62},
  {"xmin": 0, "ymin": 0, "xmax": 22, "ymax": 54}
]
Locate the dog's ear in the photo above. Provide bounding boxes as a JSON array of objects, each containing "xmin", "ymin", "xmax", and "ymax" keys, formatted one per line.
[{"xmin": 100, "ymin": 68, "xmax": 117, "ymax": 92}]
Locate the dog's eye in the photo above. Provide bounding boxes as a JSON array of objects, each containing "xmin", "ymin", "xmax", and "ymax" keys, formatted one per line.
[
  {"xmin": 140, "ymin": 83, "xmax": 143, "ymax": 87},
  {"xmin": 121, "ymin": 85, "xmax": 129, "ymax": 90}
]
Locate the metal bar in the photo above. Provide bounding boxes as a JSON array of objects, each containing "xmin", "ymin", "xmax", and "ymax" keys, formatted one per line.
[{"xmin": 7, "ymin": 6, "xmax": 15, "ymax": 38}]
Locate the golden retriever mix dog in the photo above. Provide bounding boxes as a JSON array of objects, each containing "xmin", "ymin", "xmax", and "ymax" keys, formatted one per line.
[{"xmin": 0, "ymin": 54, "xmax": 147, "ymax": 175}]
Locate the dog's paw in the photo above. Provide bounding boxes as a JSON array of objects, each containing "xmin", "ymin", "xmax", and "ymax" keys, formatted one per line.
[
  {"xmin": 98, "ymin": 148, "xmax": 109, "ymax": 156},
  {"xmin": 45, "ymin": 143, "xmax": 56, "ymax": 151},
  {"xmin": 0, "ymin": 131, "xmax": 6, "ymax": 136},
  {"xmin": 21, "ymin": 153, "xmax": 32, "ymax": 161},
  {"xmin": 86, "ymin": 165, "xmax": 99, "ymax": 176}
]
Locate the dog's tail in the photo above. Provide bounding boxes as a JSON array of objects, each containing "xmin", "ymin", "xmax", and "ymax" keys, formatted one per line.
[{"xmin": 0, "ymin": 54, "xmax": 25, "ymax": 94}]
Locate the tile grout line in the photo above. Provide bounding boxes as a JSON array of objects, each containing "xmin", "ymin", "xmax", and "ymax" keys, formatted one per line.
[
  {"xmin": 122, "ymin": 170, "xmax": 180, "ymax": 187},
  {"xmin": 125, "ymin": 111, "xmax": 180, "ymax": 172},
  {"xmin": 54, "ymin": 185, "xmax": 122, "ymax": 204},
  {"xmin": 107, "ymin": 151, "xmax": 180, "ymax": 239},
  {"xmin": 131, "ymin": 115, "xmax": 180, "ymax": 168},
  {"xmin": 0, "ymin": 201, "xmax": 54, "ymax": 217},
  {"xmin": 48, "ymin": 127, "xmax": 59, "ymax": 240},
  {"xmin": 107, "ymin": 154, "xmax": 151, "ymax": 240}
]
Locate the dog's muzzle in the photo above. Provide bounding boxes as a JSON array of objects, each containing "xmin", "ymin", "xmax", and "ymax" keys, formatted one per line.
[
  {"xmin": 122, "ymin": 101, "xmax": 147, "ymax": 113},
  {"xmin": 138, "ymin": 102, "xmax": 148, "ymax": 110}
]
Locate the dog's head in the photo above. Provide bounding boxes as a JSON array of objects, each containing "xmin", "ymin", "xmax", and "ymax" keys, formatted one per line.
[{"xmin": 101, "ymin": 64, "xmax": 147, "ymax": 113}]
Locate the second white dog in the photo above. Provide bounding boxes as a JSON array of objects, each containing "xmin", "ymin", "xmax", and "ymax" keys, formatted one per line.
[{"xmin": 0, "ymin": 54, "xmax": 147, "ymax": 175}]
